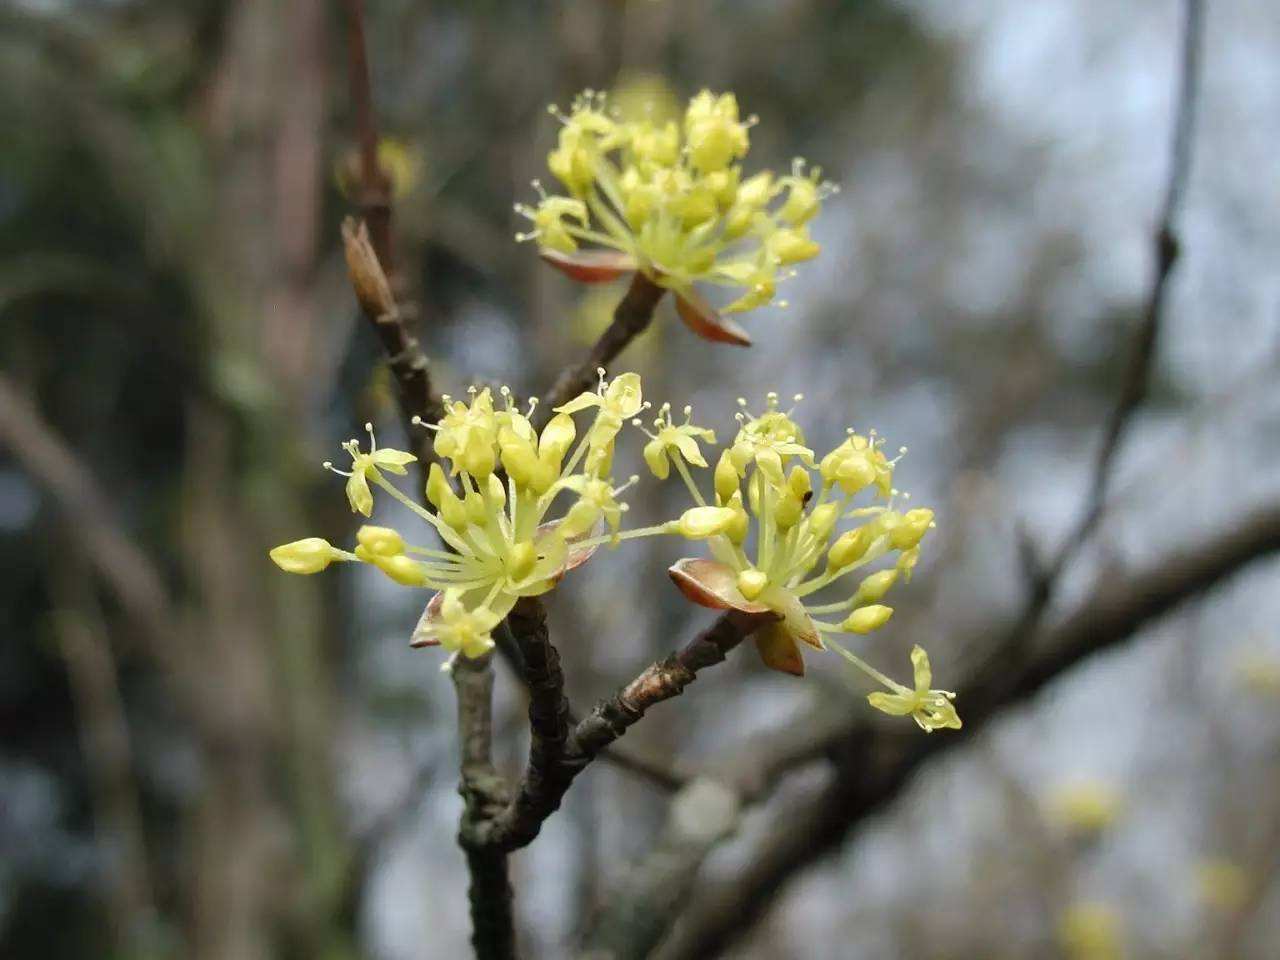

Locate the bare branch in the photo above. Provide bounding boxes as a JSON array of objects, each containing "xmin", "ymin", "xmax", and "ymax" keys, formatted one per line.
[
  {"xmin": 468, "ymin": 611, "xmax": 765, "ymax": 853},
  {"xmin": 451, "ymin": 651, "xmax": 516, "ymax": 960},
  {"xmin": 339, "ymin": 0, "xmax": 442, "ymax": 455},
  {"xmin": 1033, "ymin": 0, "xmax": 1205, "ymax": 597},
  {"xmin": 491, "ymin": 625, "xmax": 690, "ymax": 791},
  {"xmin": 341, "ymin": 0, "xmax": 392, "ymax": 267}
]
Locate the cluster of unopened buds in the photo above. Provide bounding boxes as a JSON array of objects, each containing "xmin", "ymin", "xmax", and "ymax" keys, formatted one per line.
[
  {"xmin": 271, "ymin": 375, "xmax": 961, "ymax": 732},
  {"xmin": 515, "ymin": 88, "xmax": 836, "ymax": 346}
]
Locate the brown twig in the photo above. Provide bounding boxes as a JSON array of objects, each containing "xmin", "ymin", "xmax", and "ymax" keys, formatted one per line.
[
  {"xmin": 658, "ymin": 501, "xmax": 1280, "ymax": 960},
  {"xmin": 341, "ymin": 217, "xmax": 441, "ymax": 468},
  {"xmin": 1026, "ymin": 0, "xmax": 1204, "ymax": 602},
  {"xmin": 537, "ymin": 271, "xmax": 666, "ymax": 427},
  {"xmin": 467, "ymin": 611, "xmax": 764, "ymax": 853},
  {"xmin": 451, "ymin": 651, "xmax": 516, "ymax": 960},
  {"xmin": 339, "ymin": 0, "xmax": 441, "ymax": 461},
  {"xmin": 341, "ymin": 0, "xmax": 392, "ymax": 267},
  {"xmin": 491, "ymin": 622, "xmax": 690, "ymax": 791}
]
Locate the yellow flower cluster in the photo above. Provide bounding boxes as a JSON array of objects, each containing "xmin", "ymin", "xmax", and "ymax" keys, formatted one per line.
[
  {"xmin": 269, "ymin": 372, "xmax": 653, "ymax": 659},
  {"xmin": 648, "ymin": 391, "xmax": 960, "ymax": 732},
  {"xmin": 269, "ymin": 379, "xmax": 958, "ymax": 732},
  {"xmin": 516, "ymin": 89, "xmax": 834, "ymax": 340}
]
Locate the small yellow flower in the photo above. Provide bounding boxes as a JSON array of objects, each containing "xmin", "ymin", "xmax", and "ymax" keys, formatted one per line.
[
  {"xmin": 526, "ymin": 194, "xmax": 588, "ymax": 254},
  {"xmin": 323, "ymin": 423, "xmax": 417, "ymax": 517},
  {"xmin": 559, "ymin": 475, "xmax": 632, "ymax": 542},
  {"xmin": 555, "ymin": 370, "xmax": 646, "ymax": 475},
  {"xmin": 727, "ymin": 392, "xmax": 814, "ymax": 480},
  {"xmin": 637, "ymin": 402, "xmax": 716, "ymax": 480},
  {"xmin": 862, "ymin": 646, "xmax": 961, "ymax": 732},
  {"xmin": 425, "ymin": 589, "xmax": 502, "ymax": 659}
]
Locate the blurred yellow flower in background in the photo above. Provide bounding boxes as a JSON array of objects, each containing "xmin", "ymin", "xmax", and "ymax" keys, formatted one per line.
[
  {"xmin": 611, "ymin": 72, "xmax": 681, "ymax": 126},
  {"xmin": 335, "ymin": 137, "xmax": 424, "ymax": 199},
  {"xmin": 1235, "ymin": 649, "xmax": 1280, "ymax": 699},
  {"xmin": 1057, "ymin": 902, "xmax": 1123, "ymax": 960},
  {"xmin": 1046, "ymin": 779, "xmax": 1123, "ymax": 836},
  {"xmin": 1193, "ymin": 859, "xmax": 1251, "ymax": 913}
]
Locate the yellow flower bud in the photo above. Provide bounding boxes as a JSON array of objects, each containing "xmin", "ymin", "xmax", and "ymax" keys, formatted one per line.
[
  {"xmin": 539, "ymin": 413, "xmax": 577, "ymax": 464},
  {"xmin": 465, "ymin": 490, "xmax": 488, "ymax": 526},
  {"xmin": 778, "ymin": 175, "xmax": 819, "ymax": 224},
  {"xmin": 269, "ymin": 538, "xmax": 337, "ymax": 575},
  {"xmin": 675, "ymin": 505, "xmax": 737, "ymax": 540},
  {"xmin": 725, "ymin": 492, "xmax": 749, "ymax": 544},
  {"xmin": 356, "ymin": 525, "xmax": 405, "ymax": 557},
  {"xmin": 828, "ymin": 526, "xmax": 873, "ymax": 569},
  {"xmin": 755, "ymin": 447, "xmax": 784, "ymax": 482},
  {"xmin": 843, "ymin": 604, "xmax": 893, "ymax": 635},
  {"xmin": 426, "ymin": 462, "xmax": 451, "ymax": 508},
  {"xmin": 835, "ymin": 455, "xmax": 876, "ymax": 495},
  {"xmin": 439, "ymin": 490, "xmax": 469, "ymax": 531},
  {"xmin": 854, "ymin": 569, "xmax": 898, "ymax": 606},
  {"xmin": 889, "ymin": 509, "xmax": 934, "ymax": 551},
  {"xmin": 774, "ymin": 489, "xmax": 804, "ymax": 529},
  {"xmin": 527, "ymin": 457, "xmax": 558, "ymax": 496},
  {"xmin": 501, "ymin": 435, "xmax": 540, "ymax": 489},
  {"xmin": 787, "ymin": 465, "xmax": 812, "ymax": 500},
  {"xmin": 462, "ymin": 439, "xmax": 496, "ymax": 479},
  {"xmin": 371, "ymin": 554, "xmax": 430, "ymax": 587},
  {"xmin": 736, "ymin": 171, "xmax": 774, "ymax": 209},
  {"xmin": 737, "ymin": 569, "xmax": 768, "ymax": 601},
  {"xmin": 714, "ymin": 450, "xmax": 740, "ymax": 504},
  {"xmin": 807, "ymin": 502, "xmax": 840, "ymax": 540},
  {"xmin": 485, "ymin": 472, "xmax": 506, "ymax": 505},
  {"xmin": 703, "ymin": 168, "xmax": 740, "ymax": 208}
]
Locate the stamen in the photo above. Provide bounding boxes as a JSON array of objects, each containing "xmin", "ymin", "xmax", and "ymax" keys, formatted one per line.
[
  {"xmin": 411, "ymin": 415, "xmax": 441, "ymax": 432},
  {"xmin": 612, "ymin": 474, "xmax": 641, "ymax": 497},
  {"xmin": 322, "ymin": 460, "xmax": 353, "ymax": 478}
]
